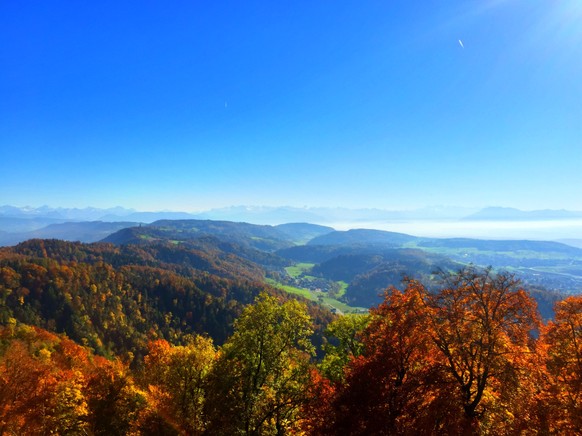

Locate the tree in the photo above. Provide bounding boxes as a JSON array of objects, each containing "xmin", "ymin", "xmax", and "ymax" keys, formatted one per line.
[
  {"xmin": 319, "ymin": 313, "xmax": 369, "ymax": 382},
  {"xmin": 205, "ymin": 293, "xmax": 314, "ymax": 435},
  {"xmin": 141, "ymin": 335, "xmax": 216, "ymax": 434},
  {"xmin": 541, "ymin": 295, "xmax": 582, "ymax": 432},
  {"xmin": 85, "ymin": 357, "xmax": 147, "ymax": 436},
  {"xmin": 307, "ymin": 285, "xmax": 438, "ymax": 435},
  {"xmin": 307, "ymin": 268, "xmax": 543, "ymax": 434},
  {"xmin": 418, "ymin": 267, "xmax": 541, "ymax": 432},
  {"xmin": 0, "ymin": 327, "xmax": 90, "ymax": 435}
]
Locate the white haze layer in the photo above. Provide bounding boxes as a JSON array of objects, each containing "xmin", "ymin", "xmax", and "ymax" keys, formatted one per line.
[{"xmin": 328, "ymin": 219, "xmax": 582, "ymax": 241}]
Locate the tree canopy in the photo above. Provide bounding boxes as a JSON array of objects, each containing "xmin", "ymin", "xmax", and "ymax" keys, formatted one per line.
[{"xmin": 1, "ymin": 257, "xmax": 582, "ymax": 434}]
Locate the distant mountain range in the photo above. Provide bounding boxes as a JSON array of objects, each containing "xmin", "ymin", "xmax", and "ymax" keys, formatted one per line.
[
  {"xmin": 0, "ymin": 221, "xmax": 140, "ymax": 246},
  {"xmin": 1, "ymin": 205, "xmax": 582, "ymax": 246},
  {"xmin": 0, "ymin": 204, "xmax": 481, "ymax": 228},
  {"xmin": 3, "ymin": 204, "xmax": 582, "ymax": 225}
]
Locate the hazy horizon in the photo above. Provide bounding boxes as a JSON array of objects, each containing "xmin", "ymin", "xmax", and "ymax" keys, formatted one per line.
[{"xmin": 3, "ymin": 203, "xmax": 582, "ymax": 242}]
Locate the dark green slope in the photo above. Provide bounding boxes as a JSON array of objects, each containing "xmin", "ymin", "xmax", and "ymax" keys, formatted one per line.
[
  {"xmin": 304, "ymin": 248, "xmax": 459, "ymax": 307},
  {"xmin": 103, "ymin": 219, "xmax": 295, "ymax": 251},
  {"xmin": 312, "ymin": 249, "xmax": 457, "ymax": 283},
  {"xmin": 342, "ymin": 251, "xmax": 459, "ymax": 307}
]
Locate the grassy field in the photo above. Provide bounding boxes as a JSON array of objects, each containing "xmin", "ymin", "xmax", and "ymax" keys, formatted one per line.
[
  {"xmin": 321, "ymin": 295, "xmax": 367, "ymax": 314},
  {"xmin": 282, "ymin": 263, "xmax": 365, "ymax": 313},
  {"xmin": 265, "ymin": 278, "xmax": 313, "ymax": 300},
  {"xmin": 284, "ymin": 263, "xmax": 315, "ymax": 278},
  {"xmin": 336, "ymin": 281, "xmax": 348, "ymax": 298},
  {"xmin": 265, "ymin": 277, "xmax": 366, "ymax": 314}
]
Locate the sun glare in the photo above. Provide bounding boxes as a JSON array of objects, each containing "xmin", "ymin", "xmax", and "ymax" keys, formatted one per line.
[{"xmin": 544, "ymin": 1, "xmax": 582, "ymax": 47}]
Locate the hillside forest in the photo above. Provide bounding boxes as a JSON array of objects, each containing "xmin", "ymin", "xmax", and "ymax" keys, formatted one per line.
[{"xmin": 0, "ymin": 224, "xmax": 581, "ymax": 434}]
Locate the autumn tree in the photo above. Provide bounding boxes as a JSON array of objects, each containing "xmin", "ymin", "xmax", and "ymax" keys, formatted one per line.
[
  {"xmin": 0, "ymin": 322, "xmax": 150, "ymax": 435},
  {"xmin": 85, "ymin": 357, "xmax": 147, "ymax": 436},
  {"xmin": 540, "ymin": 295, "xmax": 582, "ymax": 432},
  {"xmin": 307, "ymin": 268, "xmax": 543, "ymax": 434},
  {"xmin": 0, "ymin": 325, "xmax": 90, "ymax": 434},
  {"xmin": 205, "ymin": 293, "xmax": 314, "ymax": 435},
  {"xmin": 418, "ymin": 267, "xmax": 542, "ymax": 432},
  {"xmin": 307, "ymin": 285, "xmax": 438, "ymax": 435},
  {"xmin": 140, "ymin": 335, "xmax": 217, "ymax": 434}
]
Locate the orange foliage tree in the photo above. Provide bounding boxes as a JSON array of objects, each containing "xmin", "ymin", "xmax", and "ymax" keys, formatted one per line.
[
  {"xmin": 419, "ymin": 268, "xmax": 542, "ymax": 432},
  {"xmin": 305, "ymin": 267, "xmax": 544, "ymax": 434},
  {"xmin": 540, "ymin": 295, "xmax": 582, "ymax": 432},
  {"xmin": 0, "ymin": 322, "xmax": 146, "ymax": 435}
]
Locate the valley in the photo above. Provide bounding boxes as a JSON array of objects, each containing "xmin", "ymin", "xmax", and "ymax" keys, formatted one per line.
[
  {"xmin": 1, "ymin": 213, "xmax": 581, "ymax": 318},
  {"xmin": 266, "ymin": 262, "xmax": 365, "ymax": 314}
]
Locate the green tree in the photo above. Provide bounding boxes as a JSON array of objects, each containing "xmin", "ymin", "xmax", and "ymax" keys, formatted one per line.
[
  {"xmin": 206, "ymin": 293, "xmax": 314, "ymax": 435},
  {"xmin": 319, "ymin": 313, "xmax": 369, "ymax": 382}
]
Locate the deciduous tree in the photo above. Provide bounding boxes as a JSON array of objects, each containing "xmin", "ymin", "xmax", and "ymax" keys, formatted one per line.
[
  {"xmin": 141, "ymin": 335, "xmax": 216, "ymax": 434},
  {"xmin": 205, "ymin": 293, "xmax": 314, "ymax": 435},
  {"xmin": 418, "ymin": 267, "xmax": 541, "ymax": 432},
  {"xmin": 319, "ymin": 313, "xmax": 369, "ymax": 382},
  {"xmin": 307, "ymin": 268, "xmax": 543, "ymax": 434},
  {"xmin": 541, "ymin": 295, "xmax": 582, "ymax": 432}
]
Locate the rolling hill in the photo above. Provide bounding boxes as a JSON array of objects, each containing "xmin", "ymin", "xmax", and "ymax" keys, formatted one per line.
[
  {"xmin": 1, "ymin": 216, "xmax": 578, "ymax": 324},
  {"xmin": 103, "ymin": 219, "xmax": 295, "ymax": 251}
]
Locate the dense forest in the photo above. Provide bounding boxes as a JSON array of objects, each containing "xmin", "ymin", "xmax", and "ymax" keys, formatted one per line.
[
  {"xmin": 0, "ymin": 239, "xmax": 331, "ymax": 360},
  {"xmin": 1, "ymin": 239, "xmax": 581, "ymax": 434}
]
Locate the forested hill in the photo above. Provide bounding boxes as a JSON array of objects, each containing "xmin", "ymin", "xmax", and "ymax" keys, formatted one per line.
[
  {"xmin": 0, "ymin": 239, "xmax": 333, "ymax": 363},
  {"xmin": 98, "ymin": 220, "xmax": 580, "ymax": 316},
  {"xmin": 308, "ymin": 228, "xmax": 419, "ymax": 246},
  {"xmin": 102, "ymin": 219, "xmax": 335, "ymax": 251},
  {"xmin": 309, "ymin": 228, "xmax": 582, "ymax": 257},
  {"xmin": 301, "ymin": 228, "xmax": 582, "ymax": 299},
  {"xmin": 1, "ymin": 219, "xmax": 579, "ymax": 355}
]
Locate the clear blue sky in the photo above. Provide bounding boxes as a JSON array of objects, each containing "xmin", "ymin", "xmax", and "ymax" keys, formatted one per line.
[{"xmin": 1, "ymin": 0, "xmax": 581, "ymax": 212}]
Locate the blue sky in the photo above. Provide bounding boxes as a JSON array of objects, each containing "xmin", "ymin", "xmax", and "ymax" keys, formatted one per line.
[{"xmin": 1, "ymin": 0, "xmax": 581, "ymax": 212}]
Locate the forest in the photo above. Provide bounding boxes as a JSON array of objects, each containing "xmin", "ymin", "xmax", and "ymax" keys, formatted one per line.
[{"xmin": 0, "ymin": 239, "xmax": 581, "ymax": 434}]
